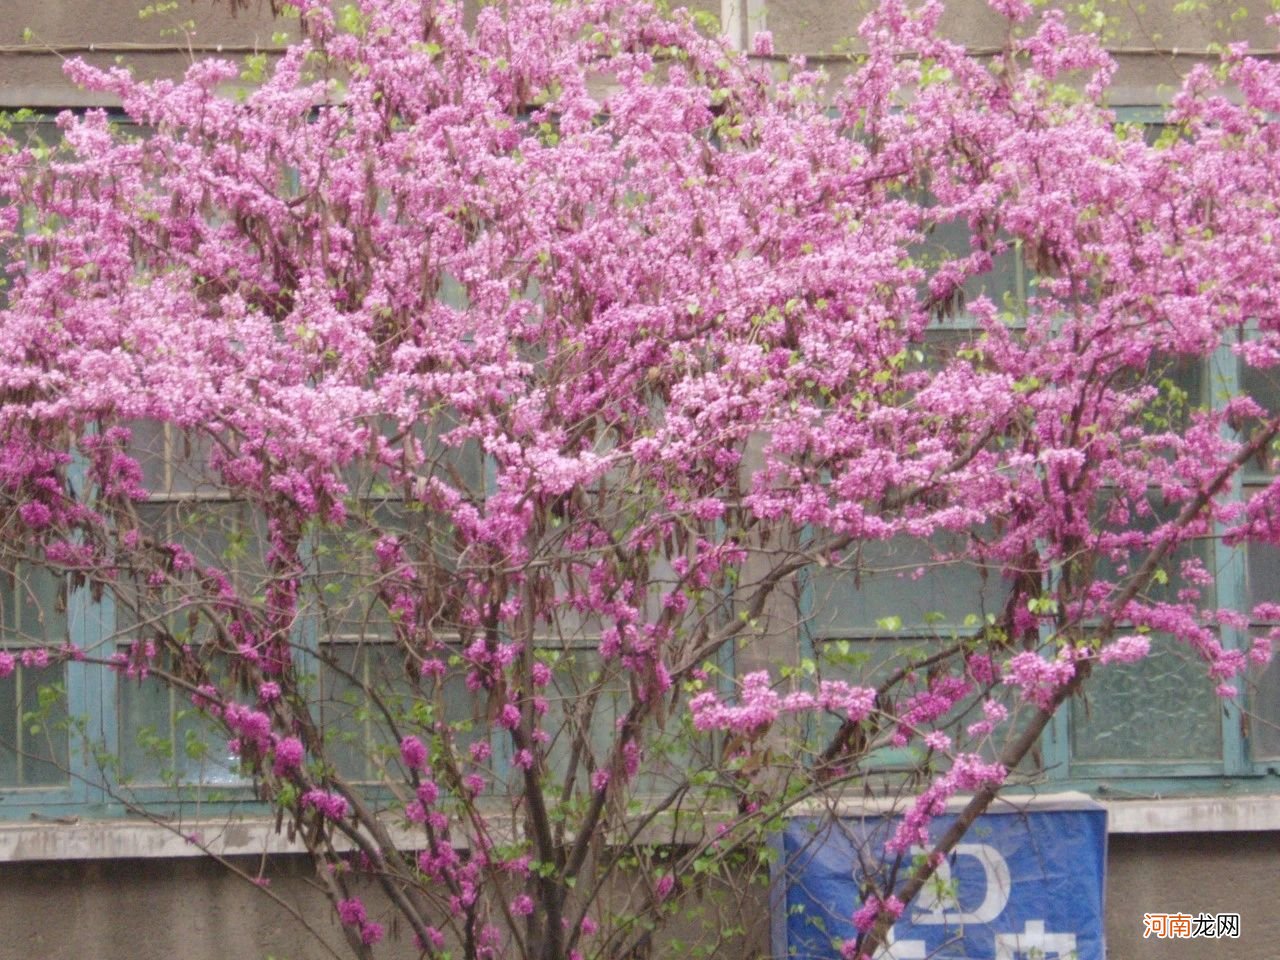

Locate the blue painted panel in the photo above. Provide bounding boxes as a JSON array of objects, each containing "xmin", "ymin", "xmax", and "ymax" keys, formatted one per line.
[{"xmin": 779, "ymin": 806, "xmax": 1106, "ymax": 960}]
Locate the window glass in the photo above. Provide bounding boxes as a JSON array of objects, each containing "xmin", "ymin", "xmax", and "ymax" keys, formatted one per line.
[
  {"xmin": 1245, "ymin": 526, "xmax": 1280, "ymax": 613},
  {"xmin": 115, "ymin": 499, "xmax": 263, "ymax": 784},
  {"xmin": 0, "ymin": 566, "xmax": 68, "ymax": 788},
  {"xmin": 0, "ymin": 662, "xmax": 68, "ymax": 788},
  {"xmin": 1139, "ymin": 354, "xmax": 1207, "ymax": 436},
  {"xmin": 1090, "ymin": 491, "xmax": 1216, "ymax": 608},
  {"xmin": 318, "ymin": 641, "xmax": 479, "ymax": 784},
  {"xmin": 922, "ymin": 216, "xmax": 1024, "ymax": 314},
  {"xmin": 1070, "ymin": 639, "xmax": 1222, "ymax": 763},
  {"xmin": 127, "ymin": 421, "xmax": 218, "ymax": 496},
  {"xmin": 1240, "ymin": 361, "xmax": 1280, "ymax": 477},
  {"xmin": 117, "ymin": 650, "xmax": 240, "ymax": 785},
  {"xmin": 809, "ymin": 534, "xmax": 1009, "ymax": 634}
]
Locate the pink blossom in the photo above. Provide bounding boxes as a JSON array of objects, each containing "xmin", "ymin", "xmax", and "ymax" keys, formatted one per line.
[
  {"xmin": 690, "ymin": 672, "xmax": 875, "ymax": 734},
  {"xmin": 967, "ymin": 699, "xmax": 1009, "ymax": 738},
  {"xmin": 498, "ymin": 703, "xmax": 522, "ymax": 729},
  {"xmin": 272, "ymin": 736, "xmax": 305, "ymax": 775},
  {"xmin": 18, "ymin": 501, "xmax": 52, "ymax": 529},
  {"xmin": 988, "ymin": 0, "xmax": 1032, "ymax": 20},
  {"xmin": 301, "ymin": 789, "xmax": 350, "ymax": 821},
  {"xmin": 417, "ymin": 780, "xmax": 439, "ymax": 806},
  {"xmin": 923, "ymin": 731, "xmax": 952, "ymax": 751},
  {"xmin": 337, "ymin": 898, "xmax": 367, "ymax": 926},
  {"xmin": 3, "ymin": 0, "xmax": 1280, "ymax": 951},
  {"xmin": 1099, "ymin": 635, "xmax": 1150, "ymax": 666},
  {"xmin": 399, "ymin": 735, "xmax": 428, "ymax": 771},
  {"xmin": 416, "ymin": 928, "xmax": 446, "ymax": 951},
  {"xmin": 751, "ymin": 30, "xmax": 775, "ymax": 56},
  {"xmin": 1002, "ymin": 652, "xmax": 1076, "ymax": 710},
  {"xmin": 851, "ymin": 893, "xmax": 904, "ymax": 933}
]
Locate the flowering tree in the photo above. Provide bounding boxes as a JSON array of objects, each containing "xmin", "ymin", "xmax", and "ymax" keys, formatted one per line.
[{"xmin": 2, "ymin": 0, "xmax": 1280, "ymax": 957}]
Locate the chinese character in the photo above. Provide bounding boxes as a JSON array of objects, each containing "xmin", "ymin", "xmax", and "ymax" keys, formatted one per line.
[
  {"xmin": 1191, "ymin": 913, "xmax": 1217, "ymax": 938},
  {"xmin": 1169, "ymin": 913, "xmax": 1193, "ymax": 939},
  {"xmin": 1142, "ymin": 914, "xmax": 1170, "ymax": 939},
  {"xmin": 993, "ymin": 920, "xmax": 1077, "ymax": 960},
  {"xmin": 1217, "ymin": 913, "xmax": 1241, "ymax": 938}
]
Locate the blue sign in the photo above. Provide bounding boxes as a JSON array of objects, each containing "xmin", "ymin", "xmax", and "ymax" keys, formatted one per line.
[{"xmin": 775, "ymin": 802, "xmax": 1106, "ymax": 959}]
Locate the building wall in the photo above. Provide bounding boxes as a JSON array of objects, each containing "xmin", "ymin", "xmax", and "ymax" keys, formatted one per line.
[
  {"xmin": 0, "ymin": 855, "xmax": 364, "ymax": 960},
  {"xmin": 0, "ymin": 0, "xmax": 287, "ymax": 108},
  {"xmin": 764, "ymin": 0, "xmax": 1275, "ymax": 102},
  {"xmin": 0, "ymin": 848, "xmax": 772, "ymax": 960},
  {"xmin": 0, "ymin": 0, "xmax": 1272, "ymax": 106},
  {"xmin": 0, "ymin": 831, "xmax": 1277, "ymax": 959},
  {"xmin": 1106, "ymin": 832, "xmax": 1280, "ymax": 959}
]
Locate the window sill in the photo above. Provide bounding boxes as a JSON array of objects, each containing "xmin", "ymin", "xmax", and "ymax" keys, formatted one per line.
[
  {"xmin": 3, "ymin": 792, "xmax": 1280, "ymax": 863},
  {"xmin": 1100, "ymin": 793, "xmax": 1280, "ymax": 834},
  {"xmin": 0, "ymin": 815, "xmax": 423, "ymax": 862}
]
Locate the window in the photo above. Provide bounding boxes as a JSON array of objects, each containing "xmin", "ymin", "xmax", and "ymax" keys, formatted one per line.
[
  {"xmin": 804, "ymin": 105, "xmax": 1279, "ymax": 789},
  {"xmin": 0, "ymin": 567, "xmax": 69, "ymax": 789},
  {"xmin": 806, "ymin": 531, "xmax": 1028, "ymax": 774},
  {"xmin": 114, "ymin": 439, "xmax": 261, "ymax": 787}
]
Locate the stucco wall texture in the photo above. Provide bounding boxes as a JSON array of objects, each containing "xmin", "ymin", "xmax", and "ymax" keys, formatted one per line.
[
  {"xmin": 0, "ymin": 0, "xmax": 1274, "ymax": 105},
  {"xmin": 0, "ymin": 835, "xmax": 1278, "ymax": 959},
  {"xmin": 0, "ymin": 851, "xmax": 772, "ymax": 960}
]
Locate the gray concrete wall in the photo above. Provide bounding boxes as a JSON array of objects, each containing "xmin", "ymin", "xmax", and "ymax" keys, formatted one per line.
[
  {"xmin": 1, "ymin": 0, "xmax": 1275, "ymax": 107},
  {"xmin": 1106, "ymin": 832, "xmax": 1280, "ymax": 959},
  {"xmin": 763, "ymin": 0, "xmax": 1276, "ymax": 103},
  {"xmin": 0, "ymin": 0, "xmax": 288, "ymax": 107},
  {"xmin": 0, "ymin": 855, "xmax": 365, "ymax": 960},
  {"xmin": 0, "ymin": 835, "xmax": 1276, "ymax": 959},
  {"xmin": 0, "ymin": 850, "xmax": 771, "ymax": 960}
]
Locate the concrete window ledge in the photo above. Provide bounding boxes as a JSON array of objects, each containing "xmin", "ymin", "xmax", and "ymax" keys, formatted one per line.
[
  {"xmin": 2, "ymin": 794, "xmax": 1280, "ymax": 862},
  {"xmin": 0, "ymin": 817, "xmax": 424, "ymax": 862},
  {"xmin": 1100, "ymin": 795, "xmax": 1280, "ymax": 834}
]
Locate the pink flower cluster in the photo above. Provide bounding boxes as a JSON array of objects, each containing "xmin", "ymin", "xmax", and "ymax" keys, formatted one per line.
[
  {"xmin": 1001, "ymin": 652, "xmax": 1076, "ymax": 710},
  {"xmin": 1098, "ymin": 635, "xmax": 1150, "ymax": 666},
  {"xmin": 689, "ymin": 672, "xmax": 876, "ymax": 735},
  {"xmin": 336, "ymin": 898, "xmax": 384, "ymax": 946},
  {"xmin": 851, "ymin": 894, "xmax": 905, "ymax": 934},
  {"xmin": 301, "ymin": 789, "xmax": 350, "ymax": 822},
  {"xmin": 272, "ymin": 736, "xmax": 305, "ymax": 776},
  {"xmin": 887, "ymin": 754, "xmax": 1007, "ymax": 855},
  {"xmin": 399, "ymin": 735, "xmax": 428, "ymax": 771},
  {"xmin": 223, "ymin": 703, "xmax": 274, "ymax": 757}
]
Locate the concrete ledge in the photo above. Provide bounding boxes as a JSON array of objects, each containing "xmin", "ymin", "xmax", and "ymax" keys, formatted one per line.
[
  {"xmin": 2, "ymin": 793, "xmax": 1279, "ymax": 862},
  {"xmin": 1101, "ymin": 795, "xmax": 1280, "ymax": 834},
  {"xmin": 0, "ymin": 817, "xmax": 426, "ymax": 862}
]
